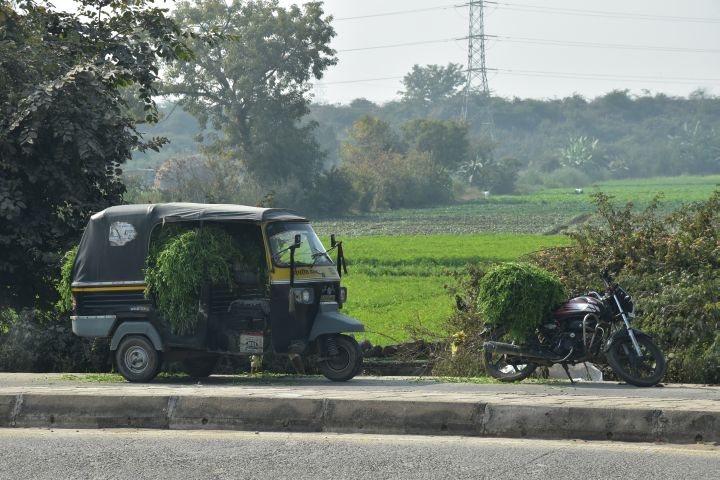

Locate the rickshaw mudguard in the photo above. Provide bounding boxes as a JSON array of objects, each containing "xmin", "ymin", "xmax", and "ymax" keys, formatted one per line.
[
  {"xmin": 110, "ymin": 321, "xmax": 164, "ymax": 351},
  {"xmin": 308, "ymin": 303, "xmax": 364, "ymax": 341}
]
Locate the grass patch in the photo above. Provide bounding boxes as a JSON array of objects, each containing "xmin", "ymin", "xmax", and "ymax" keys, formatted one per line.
[
  {"xmin": 60, "ymin": 373, "xmax": 124, "ymax": 382},
  {"xmin": 335, "ymin": 233, "xmax": 571, "ymax": 346},
  {"xmin": 315, "ymin": 175, "xmax": 720, "ymax": 236},
  {"xmin": 416, "ymin": 376, "xmax": 501, "ymax": 384}
]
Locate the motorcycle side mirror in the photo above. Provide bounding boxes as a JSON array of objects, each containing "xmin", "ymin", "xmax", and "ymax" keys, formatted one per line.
[
  {"xmin": 294, "ymin": 234, "xmax": 302, "ymax": 248},
  {"xmin": 330, "ymin": 234, "xmax": 337, "ymax": 248}
]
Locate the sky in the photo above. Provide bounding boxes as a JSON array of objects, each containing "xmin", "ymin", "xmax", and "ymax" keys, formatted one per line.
[{"xmin": 52, "ymin": 0, "xmax": 720, "ymax": 105}]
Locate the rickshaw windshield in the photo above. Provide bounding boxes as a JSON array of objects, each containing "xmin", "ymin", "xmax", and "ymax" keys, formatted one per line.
[{"xmin": 267, "ymin": 222, "xmax": 333, "ymax": 267}]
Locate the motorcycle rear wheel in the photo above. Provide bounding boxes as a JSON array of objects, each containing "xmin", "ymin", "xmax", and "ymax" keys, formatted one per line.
[
  {"xmin": 484, "ymin": 346, "xmax": 538, "ymax": 382},
  {"xmin": 606, "ymin": 335, "xmax": 666, "ymax": 387}
]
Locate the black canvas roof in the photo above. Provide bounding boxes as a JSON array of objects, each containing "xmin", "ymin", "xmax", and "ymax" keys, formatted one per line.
[{"xmin": 72, "ymin": 203, "xmax": 306, "ymax": 285}]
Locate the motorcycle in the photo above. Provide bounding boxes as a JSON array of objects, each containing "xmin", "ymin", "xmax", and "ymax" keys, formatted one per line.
[{"xmin": 483, "ymin": 270, "xmax": 666, "ymax": 387}]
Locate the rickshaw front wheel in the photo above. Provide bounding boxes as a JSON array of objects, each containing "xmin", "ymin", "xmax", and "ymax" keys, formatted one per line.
[
  {"xmin": 318, "ymin": 334, "xmax": 363, "ymax": 382},
  {"xmin": 115, "ymin": 335, "xmax": 161, "ymax": 383}
]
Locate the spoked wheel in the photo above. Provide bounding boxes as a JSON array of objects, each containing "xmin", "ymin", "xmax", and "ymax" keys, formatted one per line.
[
  {"xmin": 483, "ymin": 327, "xmax": 537, "ymax": 382},
  {"xmin": 607, "ymin": 334, "xmax": 666, "ymax": 387},
  {"xmin": 318, "ymin": 334, "xmax": 363, "ymax": 382},
  {"xmin": 484, "ymin": 346, "xmax": 538, "ymax": 382}
]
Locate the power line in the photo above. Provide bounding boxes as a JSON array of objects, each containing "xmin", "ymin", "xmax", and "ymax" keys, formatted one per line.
[
  {"xmin": 486, "ymin": 1, "xmax": 720, "ymax": 24},
  {"xmin": 331, "ymin": 1, "xmax": 720, "ymax": 24},
  {"xmin": 490, "ymin": 35, "xmax": 720, "ymax": 54},
  {"xmin": 315, "ymin": 76, "xmax": 406, "ymax": 86},
  {"xmin": 337, "ymin": 34, "xmax": 720, "ymax": 55},
  {"xmin": 337, "ymin": 38, "xmax": 458, "ymax": 53},
  {"xmin": 333, "ymin": 3, "xmax": 463, "ymax": 21},
  {"xmin": 314, "ymin": 70, "xmax": 720, "ymax": 87}
]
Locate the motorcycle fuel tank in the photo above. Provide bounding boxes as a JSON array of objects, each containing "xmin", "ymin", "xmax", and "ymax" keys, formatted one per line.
[{"xmin": 551, "ymin": 296, "xmax": 604, "ymax": 320}]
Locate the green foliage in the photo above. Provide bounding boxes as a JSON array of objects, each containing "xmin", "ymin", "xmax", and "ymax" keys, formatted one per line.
[
  {"xmin": 477, "ymin": 263, "xmax": 566, "ymax": 340},
  {"xmin": 399, "ymin": 63, "xmax": 465, "ymax": 105},
  {"xmin": 56, "ymin": 245, "xmax": 79, "ymax": 312},
  {"xmin": 401, "ymin": 118, "xmax": 468, "ymax": 171},
  {"xmin": 313, "ymin": 175, "xmax": 720, "ymax": 236},
  {"xmin": 532, "ymin": 191, "xmax": 720, "ymax": 383},
  {"xmin": 339, "ymin": 116, "xmax": 457, "ymax": 211},
  {"xmin": 330, "ymin": 233, "xmax": 571, "ymax": 346},
  {"xmin": 0, "ymin": 309, "xmax": 110, "ymax": 373},
  {"xmin": 0, "ymin": 308, "xmax": 17, "ymax": 335},
  {"xmin": 166, "ymin": 0, "xmax": 336, "ymax": 186},
  {"xmin": 0, "ymin": 0, "xmax": 201, "ymax": 309},
  {"xmin": 145, "ymin": 227, "xmax": 241, "ymax": 336},
  {"xmin": 559, "ymin": 136, "xmax": 600, "ymax": 169}
]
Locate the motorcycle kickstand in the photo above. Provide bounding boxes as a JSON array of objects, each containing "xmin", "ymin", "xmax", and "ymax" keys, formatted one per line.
[{"xmin": 560, "ymin": 363, "xmax": 576, "ymax": 384}]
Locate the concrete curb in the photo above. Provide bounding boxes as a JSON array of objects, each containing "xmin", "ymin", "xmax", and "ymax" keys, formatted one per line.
[{"xmin": 1, "ymin": 392, "xmax": 717, "ymax": 444}]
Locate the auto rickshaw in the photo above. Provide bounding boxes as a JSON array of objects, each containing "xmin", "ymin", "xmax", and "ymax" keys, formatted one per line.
[{"xmin": 69, "ymin": 203, "xmax": 364, "ymax": 382}]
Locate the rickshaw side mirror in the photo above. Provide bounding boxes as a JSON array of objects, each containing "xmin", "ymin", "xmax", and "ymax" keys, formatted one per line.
[
  {"xmin": 294, "ymin": 234, "xmax": 302, "ymax": 248},
  {"xmin": 330, "ymin": 234, "xmax": 336, "ymax": 248}
]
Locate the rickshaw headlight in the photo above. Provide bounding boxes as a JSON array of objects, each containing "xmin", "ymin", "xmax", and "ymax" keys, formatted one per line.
[{"xmin": 292, "ymin": 288, "xmax": 314, "ymax": 304}]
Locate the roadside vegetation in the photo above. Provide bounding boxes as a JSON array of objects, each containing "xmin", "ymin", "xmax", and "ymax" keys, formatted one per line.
[{"xmin": 2, "ymin": 1, "xmax": 720, "ymax": 384}]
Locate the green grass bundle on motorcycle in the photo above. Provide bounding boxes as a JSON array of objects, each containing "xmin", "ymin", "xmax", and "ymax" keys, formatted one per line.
[{"xmin": 477, "ymin": 262, "xmax": 566, "ymax": 341}]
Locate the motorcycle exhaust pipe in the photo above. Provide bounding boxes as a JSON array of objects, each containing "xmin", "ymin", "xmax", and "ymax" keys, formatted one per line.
[{"xmin": 485, "ymin": 341, "xmax": 562, "ymax": 361}]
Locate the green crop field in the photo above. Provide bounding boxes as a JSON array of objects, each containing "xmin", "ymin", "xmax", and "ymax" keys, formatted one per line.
[
  {"xmin": 314, "ymin": 175, "xmax": 720, "ymax": 237},
  {"xmin": 312, "ymin": 175, "xmax": 720, "ymax": 346},
  {"xmin": 329, "ymin": 234, "xmax": 571, "ymax": 346}
]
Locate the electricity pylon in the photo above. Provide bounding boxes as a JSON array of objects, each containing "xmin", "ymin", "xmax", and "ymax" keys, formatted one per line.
[{"xmin": 461, "ymin": 0, "xmax": 495, "ymax": 141}]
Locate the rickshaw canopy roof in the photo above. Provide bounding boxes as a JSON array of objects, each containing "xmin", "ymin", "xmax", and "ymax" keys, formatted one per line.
[{"xmin": 72, "ymin": 203, "xmax": 306, "ymax": 286}]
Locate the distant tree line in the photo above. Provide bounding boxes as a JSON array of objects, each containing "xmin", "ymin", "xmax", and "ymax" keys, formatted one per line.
[{"xmin": 134, "ymin": 63, "xmax": 720, "ymax": 212}]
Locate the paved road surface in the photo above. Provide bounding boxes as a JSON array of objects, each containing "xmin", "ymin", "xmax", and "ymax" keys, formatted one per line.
[{"xmin": 0, "ymin": 429, "xmax": 717, "ymax": 480}]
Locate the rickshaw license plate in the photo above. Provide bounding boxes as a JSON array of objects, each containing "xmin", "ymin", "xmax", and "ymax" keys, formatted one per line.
[{"xmin": 239, "ymin": 331, "xmax": 264, "ymax": 354}]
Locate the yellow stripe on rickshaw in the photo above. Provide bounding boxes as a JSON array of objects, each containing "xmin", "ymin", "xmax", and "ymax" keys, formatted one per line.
[{"xmin": 71, "ymin": 286, "xmax": 147, "ymax": 292}]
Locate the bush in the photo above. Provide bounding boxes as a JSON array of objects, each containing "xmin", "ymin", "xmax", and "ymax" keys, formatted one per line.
[
  {"xmin": 432, "ymin": 265, "xmax": 489, "ymax": 376},
  {"xmin": 0, "ymin": 308, "xmax": 17, "ymax": 335},
  {"xmin": 532, "ymin": 191, "xmax": 720, "ymax": 383},
  {"xmin": 0, "ymin": 309, "xmax": 111, "ymax": 373},
  {"xmin": 477, "ymin": 263, "xmax": 566, "ymax": 340}
]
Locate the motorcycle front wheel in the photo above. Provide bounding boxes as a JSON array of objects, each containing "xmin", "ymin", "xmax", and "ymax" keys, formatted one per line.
[
  {"xmin": 483, "ymin": 347, "xmax": 538, "ymax": 382},
  {"xmin": 606, "ymin": 335, "xmax": 666, "ymax": 387}
]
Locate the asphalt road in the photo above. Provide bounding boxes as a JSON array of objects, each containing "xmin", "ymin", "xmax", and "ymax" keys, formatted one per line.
[{"xmin": 0, "ymin": 429, "xmax": 717, "ymax": 480}]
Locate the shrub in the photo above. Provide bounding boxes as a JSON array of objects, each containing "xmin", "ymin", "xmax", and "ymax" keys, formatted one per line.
[
  {"xmin": 0, "ymin": 309, "xmax": 110, "ymax": 373},
  {"xmin": 477, "ymin": 263, "xmax": 566, "ymax": 340},
  {"xmin": 532, "ymin": 191, "xmax": 720, "ymax": 383},
  {"xmin": 0, "ymin": 308, "xmax": 17, "ymax": 335}
]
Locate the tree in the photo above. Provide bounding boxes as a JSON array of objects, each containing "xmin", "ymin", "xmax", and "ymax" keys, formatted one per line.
[
  {"xmin": 558, "ymin": 136, "xmax": 600, "ymax": 169},
  {"xmin": 401, "ymin": 118, "xmax": 468, "ymax": 171},
  {"xmin": 0, "ymin": 1, "xmax": 198, "ymax": 308},
  {"xmin": 340, "ymin": 116, "xmax": 452, "ymax": 210},
  {"xmin": 165, "ymin": 0, "xmax": 336, "ymax": 186},
  {"xmin": 670, "ymin": 121, "xmax": 720, "ymax": 175},
  {"xmin": 399, "ymin": 63, "xmax": 465, "ymax": 105},
  {"xmin": 340, "ymin": 115, "xmax": 403, "ymax": 164}
]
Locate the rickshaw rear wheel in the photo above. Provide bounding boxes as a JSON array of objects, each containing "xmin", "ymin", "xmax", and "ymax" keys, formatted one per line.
[
  {"xmin": 318, "ymin": 334, "xmax": 363, "ymax": 382},
  {"xmin": 115, "ymin": 335, "xmax": 161, "ymax": 383}
]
